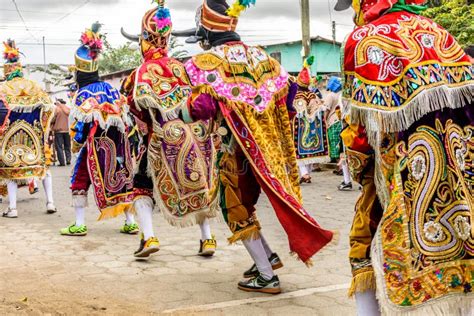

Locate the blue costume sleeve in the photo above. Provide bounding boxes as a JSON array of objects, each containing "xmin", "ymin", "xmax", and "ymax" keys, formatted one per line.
[{"xmin": 71, "ymin": 121, "xmax": 91, "ymax": 144}]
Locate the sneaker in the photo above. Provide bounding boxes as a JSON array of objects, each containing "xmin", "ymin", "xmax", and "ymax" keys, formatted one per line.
[
  {"xmin": 238, "ymin": 274, "xmax": 281, "ymax": 294},
  {"xmin": 338, "ymin": 182, "xmax": 353, "ymax": 191},
  {"xmin": 60, "ymin": 223, "xmax": 87, "ymax": 236},
  {"xmin": 134, "ymin": 234, "xmax": 160, "ymax": 259},
  {"xmin": 333, "ymin": 169, "xmax": 343, "ymax": 175},
  {"xmin": 120, "ymin": 222, "xmax": 139, "ymax": 235},
  {"xmin": 46, "ymin": 202, "xmax": 57, "ymax": 214},
  {"xmin": 243, "ymin": 253, "xmax": 283, "ymax": 278},
  {"xmin": 2, "ymin": 208, "xmax": 18, "ymax": 218},
  {"xmin": 198, "ymin": 236, "xmax": 217, "ymax": 257}
]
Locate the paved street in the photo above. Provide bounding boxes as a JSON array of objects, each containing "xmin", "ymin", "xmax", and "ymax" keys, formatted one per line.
[{"xmin": 0, "ymin": 165, "xmax": 359, "ymax": 315}]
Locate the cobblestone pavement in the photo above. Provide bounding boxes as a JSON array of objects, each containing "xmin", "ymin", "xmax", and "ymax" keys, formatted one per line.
[{"xmin": 0, "ymin": 165, "xmax": 359, "ymax": 315}]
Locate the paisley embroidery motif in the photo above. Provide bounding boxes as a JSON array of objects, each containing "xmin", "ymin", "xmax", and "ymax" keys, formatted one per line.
[
  {"xmin": 147, "ymin": 119, "xmax": 218, "ymax": 223},
  {"xmin": 378, "ymin": 119, "xmax": 474, "ymax": 307}
]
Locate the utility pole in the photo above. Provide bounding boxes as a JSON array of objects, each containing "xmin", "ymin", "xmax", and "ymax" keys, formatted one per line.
[
  {"xmin": 300, "ymin": 0, "xmax": 311, "ymax": 61},
  {"xmin": 332, "ymin": 21, "xmax": 336, "ymax": 43},
  {"xmin": 42, "ymin": 36, "xmax": 46, "ymax": 86}
]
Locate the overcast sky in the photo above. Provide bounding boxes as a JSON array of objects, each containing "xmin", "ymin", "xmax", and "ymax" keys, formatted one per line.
[{"xmin": 0, "ymin": 0, "xmax": 355, "ymax": 65}]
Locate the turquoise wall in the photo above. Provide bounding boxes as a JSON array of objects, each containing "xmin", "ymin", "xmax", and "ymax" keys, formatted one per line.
[{"xmin": 263, "ymin": 40, "xmax": 341, "ymax": 74}]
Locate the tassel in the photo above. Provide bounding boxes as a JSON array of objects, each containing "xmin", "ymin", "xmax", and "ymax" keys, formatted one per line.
[
  {"xmin": 348, "ymin": 270, "xmax": 376, "ymax": 297},
  {"xmin": 227, "ymin": 225, "xmax": 261, "ymax": 244}
]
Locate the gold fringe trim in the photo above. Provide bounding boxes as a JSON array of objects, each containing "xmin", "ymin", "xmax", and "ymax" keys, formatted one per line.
[
  {"xmin": 97, "ymin": 202, "xmax": 133, "ymax": 221},
  {"xmin": 159, "ymin": 199, "xmax": 221, "ymax": 228},
  {"xmin": 348, "ymin": 270, "xmax": 376, "ymax": 297},
  {"xmin": 227, "ymin": 225, "xmax": 261, "ymax": 244}
]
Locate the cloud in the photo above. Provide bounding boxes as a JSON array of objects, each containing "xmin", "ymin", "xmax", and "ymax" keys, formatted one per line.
[{"xmin": 0, "ymin": 0, "xmax": 354, "ymax": 64}]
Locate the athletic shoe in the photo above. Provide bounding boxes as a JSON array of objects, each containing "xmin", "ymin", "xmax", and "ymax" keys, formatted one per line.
[
  {"xmin": 299, "ymin": 176, "xmax": 311, "ymax": 184},
  {"xmin": 134, "ymin": 234, "xmax": 160, "ymax": 259},
  {"xmin": 46, "ymin": 202, "xmax": 57, "ymax": 214},
  {"xmin": 120, "ymin": 222, "xmax": 139, "ymax": 235},
  {"xmin": 338, "ymin": 182, "xmax": 353, "ymax": 191},
  {"xmin": 198, "ymin": 236, "xmax": 217, "ymax": 257},
  {"xmin": 2, "ymin": 208, "xmax": 18, "ymax": 218},
  {"xmin": 243, "ymin": 253, "xmax": 283, "ymax": 278},
  {"xmin": 238, "ymin": 274, "xmax": 281, "ymax": 294},
  {"xmin": 60, "ymin": 224, "xmax": 87, "ymax": 236},
  {"xmin": 333, "ymin": 169, "xmax": 343, "ymax": 175}
]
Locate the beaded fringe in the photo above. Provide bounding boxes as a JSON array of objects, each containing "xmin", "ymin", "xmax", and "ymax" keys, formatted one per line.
[
  {"xmin": 348, "ymin": 84, "xmax": 474, "ymax": 138},
  {"xmin": 70, "ymin": 106, "xmax": 127, "ymax": 134}
]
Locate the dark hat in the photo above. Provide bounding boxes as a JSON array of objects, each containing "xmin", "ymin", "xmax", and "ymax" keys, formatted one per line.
[{"xmin": 334, "ymin": 0, "xmax": 352, "ymax": 11}]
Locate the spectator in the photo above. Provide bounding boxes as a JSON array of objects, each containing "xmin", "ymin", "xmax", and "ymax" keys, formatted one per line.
[{"xmin": 52, "ymin": 99, "xmax": 71, "ymax": 166}]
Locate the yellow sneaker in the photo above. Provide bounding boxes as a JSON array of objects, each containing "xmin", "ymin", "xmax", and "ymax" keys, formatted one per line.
[
  {"xmin": 198, "ymin": 236, "xmax": 216, "ymax": 257},
  {"xmin": 134, "ymin": 234, "xmax": 160, "ymax": 259}
]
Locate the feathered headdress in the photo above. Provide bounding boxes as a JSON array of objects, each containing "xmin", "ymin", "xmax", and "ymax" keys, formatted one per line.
[
  {"xmin": 3, "ymin": 39, "xmax": 20, "ymax": 63},
  {"xmin": 79, "ymin": 22, "xmax": 103, "ymax": 60},
  {"xmin": 297, "ymin": 56, "xmax": 314, "ymax": 88},
  {"xmin": 152, "ymin": 0, "xmax": 172, "ymax": 35},
  {"xmin": 227, "ymin": 0, "xmax": 256, "ymax": 17}
]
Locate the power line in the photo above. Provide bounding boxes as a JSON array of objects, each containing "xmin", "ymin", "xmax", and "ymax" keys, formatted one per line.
[
  {"xmin": 17, "ymin": 0, "xmax": 91, "ymax": 45},
  {"xmin": 11, "ymin": 0, "xmax": 39, "ymax": 42}
]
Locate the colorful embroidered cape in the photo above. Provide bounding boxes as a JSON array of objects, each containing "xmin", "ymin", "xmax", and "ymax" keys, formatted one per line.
[
  {"xmin": 185, "ymin": 43, "xmax": 334, "ymax": 263},
  {"xmin": 129, "ymin": 52, "xmax": 218, "ymax": 227},
  {"xmin": 342, "ymin": 11, "xmax": 474, "ymax": 314},
  {"xmin": 71, "ymin": 82, "xmax": 134, "ymax": 219},
  {"xmin": 292, "ymin": 89, "xmax": 329, "ymax": 163},
  {"xmin": 0, "ymin": 77, "xmax": 54, "ymax": 182}
]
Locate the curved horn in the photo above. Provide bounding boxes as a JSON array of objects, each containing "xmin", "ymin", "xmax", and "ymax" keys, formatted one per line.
[
  {"xmin": 171, "ymin": 28, "xmax": 198, "ymax": 37},
  {"xmin": 120, "ymin": 27, "xmax": 140, "ymax": 42}
]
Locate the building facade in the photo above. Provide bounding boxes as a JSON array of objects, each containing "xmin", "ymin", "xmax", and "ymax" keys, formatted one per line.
[{"xmin": 263, "ymin": 36, "xmax": 341, "ymax": 75}]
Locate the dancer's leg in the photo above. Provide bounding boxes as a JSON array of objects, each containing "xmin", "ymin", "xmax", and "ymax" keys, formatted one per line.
[{"xmin": 355, "ymin": 290, "xmax": 380, "ymax": 316}]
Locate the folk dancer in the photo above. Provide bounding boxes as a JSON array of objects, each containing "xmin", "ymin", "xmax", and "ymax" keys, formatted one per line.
[
  {"xmin": 60, "ymin": 24, "xmax": 138, "ymax": 236},
  {"xmin": 174, "ymin": 0, "xmax": 335, "ymax": 294},
  {"xmin": 0, "ymin": 39, "xmax": 56, "ymax": 218},
  {"xmin": 292, "ymin": 56, "xmax": 329, "ymax": 184},
  {"xmin": 334, "ymin": 0, "xmax": 474, "ymax": 314},
  {"xmin": 120, "ymin": 0, "xmax": 218, "ymax": 259}
]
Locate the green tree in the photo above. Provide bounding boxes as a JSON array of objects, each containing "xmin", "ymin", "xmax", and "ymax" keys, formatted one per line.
[
  {"xmin": 169, "ymin": 36, "xmax": 188, "ymax": 59},
  {"xmin": 98, "ymin": 36, "xmax": 189, "ymax": 75},
  {"xmin": 31, "ymin": 63, "xmax": 73, "ymax": 87},
  {"xmin": 98, "ymin": 40, "xmax": 142, "ymax": 74},
  {"xmin": 423, "ymin": 0, "xmax": 474, "ymax": 47}
]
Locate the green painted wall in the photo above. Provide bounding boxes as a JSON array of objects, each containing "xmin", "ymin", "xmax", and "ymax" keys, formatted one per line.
[{"xmin": 263, "ymin": 40, "xmax": 341, "ymax": 74}]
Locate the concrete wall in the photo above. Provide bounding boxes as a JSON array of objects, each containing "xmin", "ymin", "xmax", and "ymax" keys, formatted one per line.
[{"xmin": 264, "ymin": 40, "xmax": 341, "ymax": 74}]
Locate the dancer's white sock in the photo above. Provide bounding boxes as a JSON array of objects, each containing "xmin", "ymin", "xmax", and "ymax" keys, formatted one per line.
[
  {"xmin": 199, "ymin": 218, "xmax": 212, "ymax": 240},
  {"xmin": 355, "ymin": 290, "xmax": 380, "ymax": 316},
  {"xmin": 72, "ymin": 195, "xmax": 87, "ymax": 226},
  {"xmin": 260, "ymin": 233, "xmax": 274, "ymax": 258},
  {"xmin": 75, "ymin": 206, "xmax": 86, "ymax": 226},
  {"xmin": 7, "ymin": 181, "xmax": 18, "ymax": 209},
  {"xmin": 342, "ymin": 160, "xmax": 351, "ymax": 184},
  {"xmin": 297, "ymin": 161, "xmax": 310, "ymax": 177},
  {"xmin": 242, "ymin": 237, "xmax": 274, "ymax": 280},
  {"xmin": 42, "ymin": 170, "xmax": 54, "ymax": 204},
  {"xmin": 134, "ymin": 198, "xmax": 155, "ymax": 240},
  {"xmin": 124, "ymin": 211, "xmax": 135, "ymax": 225}
]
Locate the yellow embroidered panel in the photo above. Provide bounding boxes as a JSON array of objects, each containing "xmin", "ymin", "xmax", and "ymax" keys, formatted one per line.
[{"xmin": 376, "ymin": 118, "xmax": 474, "ymax": 307}]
